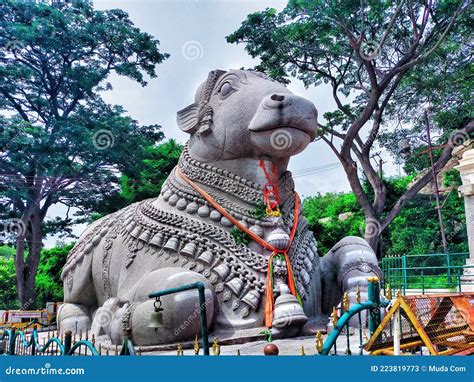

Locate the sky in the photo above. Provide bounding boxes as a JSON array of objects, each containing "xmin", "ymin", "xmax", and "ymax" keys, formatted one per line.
[{"xmin": 47, "ymin": 0, "xmax": 400, "ymax": 245}]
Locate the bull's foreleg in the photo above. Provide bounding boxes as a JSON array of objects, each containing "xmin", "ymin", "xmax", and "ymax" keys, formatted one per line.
[
  {"xmin": 320, "ymin": 236, "xmax": 381, "ymax": 327},
  {"xmin": 58, "ymin": 247, "xmax": 97, "ymax": 335},
  {"xmin": 99, "ymin": 267, "xmax": 216, "ymax": 346}
]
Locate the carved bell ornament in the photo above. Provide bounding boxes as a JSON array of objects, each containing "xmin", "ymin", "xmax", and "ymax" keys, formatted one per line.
[
  {"xmin": 211, "ymin": 263, "xmax": 230, "ymax": 281},
  {"xmin": 163, "ymin": 237, "xmax": 179, "ymax": 252},
  {"xmin": 197, "ymin": 250, "xmax": 214, "ymax": 265},
  {"xmin": 272, "ymin": 289, "xmax": 308, "ymax": 328},
  {"xmin": 266, "ymin": 228, "xmax": 290, "ymax": 251},
  {"xmin": 180, "ymin": 242, "xmax": 197, "ymax": 257},
  {"xmin": 149, "ymin": 233, "xmax": 164, "ymax": 247},
  {"xmin": 226, "ymin": 277, "xmax": 244, "ymax": 295}
]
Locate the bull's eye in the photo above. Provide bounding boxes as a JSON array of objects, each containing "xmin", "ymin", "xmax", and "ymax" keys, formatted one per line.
[{"xmin": 218, "ymin": 82, "xmax": 234, "ymax": 98}]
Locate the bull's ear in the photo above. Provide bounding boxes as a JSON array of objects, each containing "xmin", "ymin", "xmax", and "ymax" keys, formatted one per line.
[{"xmin": 176, "ymin": 103, "xmax": 199, "ymax": 135}]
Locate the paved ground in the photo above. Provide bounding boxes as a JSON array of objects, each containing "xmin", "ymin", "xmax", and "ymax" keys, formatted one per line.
[{"xmin": 145, "ymin": 328, "xmax": 369, "ymax": 356}]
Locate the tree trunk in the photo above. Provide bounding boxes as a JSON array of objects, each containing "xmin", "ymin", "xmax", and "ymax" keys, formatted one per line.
[
  {"xmin": 14, "ymin": 206, "xmax": 43, "ymax": 310},
  {"xmin": 15, "ymin": 259, "xmax": 37, "ymax": 310},
  {"xmin": 363, "ymin": 215, "xmax": 383, "ymax": 259}
]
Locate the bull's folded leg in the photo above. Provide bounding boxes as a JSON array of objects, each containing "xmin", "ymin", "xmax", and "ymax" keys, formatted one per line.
[
  {"xmin": 57, "ymin": 303, "xmax": 92, "ymax": 335},
  {"xmin": 320, "ymin": 236, "xmax": 381, "ymax": 327},
  {"xmin": 107, "ymin": 267, "xmax": 216, "ymax": 346}
]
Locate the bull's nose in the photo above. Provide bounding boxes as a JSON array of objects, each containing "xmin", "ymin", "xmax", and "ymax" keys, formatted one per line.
[
  {"xmin": 271, "ymin": 94, "xmax": 285, "ymax": 102},
  {"xmin": 263, "ymin": 93, "xmax": 291, "ymax": 109}
]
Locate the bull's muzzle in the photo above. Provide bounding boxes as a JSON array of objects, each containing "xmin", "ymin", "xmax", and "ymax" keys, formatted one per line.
[{"xmin": 248, "ymin": 93, "xmax": 318, "ymax": 140}]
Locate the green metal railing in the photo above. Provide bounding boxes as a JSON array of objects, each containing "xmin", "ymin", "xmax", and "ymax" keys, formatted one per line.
[
  {"xmin": 319, "ymin": 278, "xmax": 389, "ymax": 356},
  {"xmin": 0, "ymin": 321, "xmax": 135, "ymax": 356},
  {"xmin": 381, "ymin": 252, "xmax": 469, "ymax": 290},
  {"xmin": 385, "ymin": 264, "xmax": 473, "ymax": 295},
  {"xmin": 0, "ymin": 282, "xmax": 211, "ymax": 356}
]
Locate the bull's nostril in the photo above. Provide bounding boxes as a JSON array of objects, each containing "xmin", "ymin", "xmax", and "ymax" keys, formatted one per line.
[{"xmin": 271, "ymin": 94, "xmax": 285, "ymax": 102}]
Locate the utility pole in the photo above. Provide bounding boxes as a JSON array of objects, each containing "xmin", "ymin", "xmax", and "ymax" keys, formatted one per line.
[
  {"xmin": 370, "ymin": 152, "xmax": 386, "ymax": 258},
  {"xmin": 370, "ymin": 152, "xmax": 386, "ymax": 179},
  {"xmin": 424, "ymin": 111, "xmax": 448, "ymax": 254}
]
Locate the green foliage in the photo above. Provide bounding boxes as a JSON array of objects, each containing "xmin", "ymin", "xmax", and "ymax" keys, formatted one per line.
[
  {"xmin": 303, "ymin": 176, "xmax": 468, "ymax": 256},
  {"xmin": 35, "ymin": 244, "xmax": 72, "ymax": 308},
  {"xmin": 0, "ymin": 253, "xmax": 17, "ymax": 309},
  {"xmin": 0, "ymin": 243, "xmax": 72, "ymax": 309},
  {"xmin": 0, "ymin": 0, "xmax": 168, "ymax": 305},
  {"xmin": 387, "ymin": 191, "xmax": 467, "ymax": 256},
  {"xmin": 259, "ymin": 329, "xmax": 273, "ymax": 342},
  {"xmin": 0, "ymin": 0, "xmax": 169, "ymax": 237},
  {"xmin": 0, "ymin": 245, "xmax": 15, "ymax": 259},
  {"xmin": 443, "ymin": 169, "xmax": 462, "ymax": 188},
  {"xmin": 303, "ymin": 192, "xmax": 364, "ymax": 255},
  {"xmin": 121, "ymin": 140, "xmax": 183, "ymax": 205},
  {"xmin": 230, "ymin": 227, "xmax": 250, "ymax": 246},
  {"xmin": 250, "ymin": 201, "xmax": 268, "ymax": 220},
  {"xmin": 89, "ymin": 139, "xmax": 183, "ymax": 218}
]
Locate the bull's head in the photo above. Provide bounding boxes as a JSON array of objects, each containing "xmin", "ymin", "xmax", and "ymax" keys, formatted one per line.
[{"xmin": 177, "ymin": 70, "xmax": 318, "ymax": 162}]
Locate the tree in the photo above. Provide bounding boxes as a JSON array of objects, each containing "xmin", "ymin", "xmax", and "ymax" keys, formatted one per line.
[
  {"xmin": 92, "ymin": 139, "xmax": 183, "ymax": 218},
  {"xmin": 35, "ymin": 243, "xmax": 72, "ymax": 308},
  {"xmin": 228, "ymin": 0, "xmax": 472, "ymax": 256},
  {"xmin": 0, "ymin": 245, "xmax": 17, "ymax": 309},
  {"xmin": 0, "ymin": 0, "xmax": 168, "ymax": 308},
  {"xmin": 302, "ymin": 175, "xmax": 468, "ymax": 257}
]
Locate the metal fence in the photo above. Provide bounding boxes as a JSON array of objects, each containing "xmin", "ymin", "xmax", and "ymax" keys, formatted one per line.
[
  {"xmin": 381, "ymin": 253, "xmax": 469, "ymax": 293},
  {"xmin": 0, "ymin": 323, "xmax": 137, "ymax": 356},
  {"xmin": 365, "ymin": 293, "xmax": 474, "ymax": 355},
  {"xmin": 0, "ymin": 280, "xmax": 391, "ymax": 356},
  {"xmin": 318, "ymin": 277, "xmax": 389, "ymax": 355}
]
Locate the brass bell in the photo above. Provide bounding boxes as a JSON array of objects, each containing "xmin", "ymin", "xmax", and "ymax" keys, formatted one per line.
[
  {"xmin": 272, "ymin": 287, "xmax": 308, "ymax": 328},
  {"xmin": 148, "ymin": 298, "xmax": 165, "ymax": 330}
]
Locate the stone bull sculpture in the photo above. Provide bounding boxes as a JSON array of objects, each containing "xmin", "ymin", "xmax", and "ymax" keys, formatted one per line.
[{"xmin": 58, "ymin": 69, "xmax": 381, "ymax": 346}]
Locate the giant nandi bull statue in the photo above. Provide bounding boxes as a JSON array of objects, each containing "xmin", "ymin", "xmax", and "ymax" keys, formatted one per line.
[{"xmin": 58, "ymin": 70, "xmax": 381, "ymax": 346}]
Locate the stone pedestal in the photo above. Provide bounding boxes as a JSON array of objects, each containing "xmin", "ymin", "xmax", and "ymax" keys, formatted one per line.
[{"xmin": 454, "ymin": 149, "xmax": 474, "ymax": 291}]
